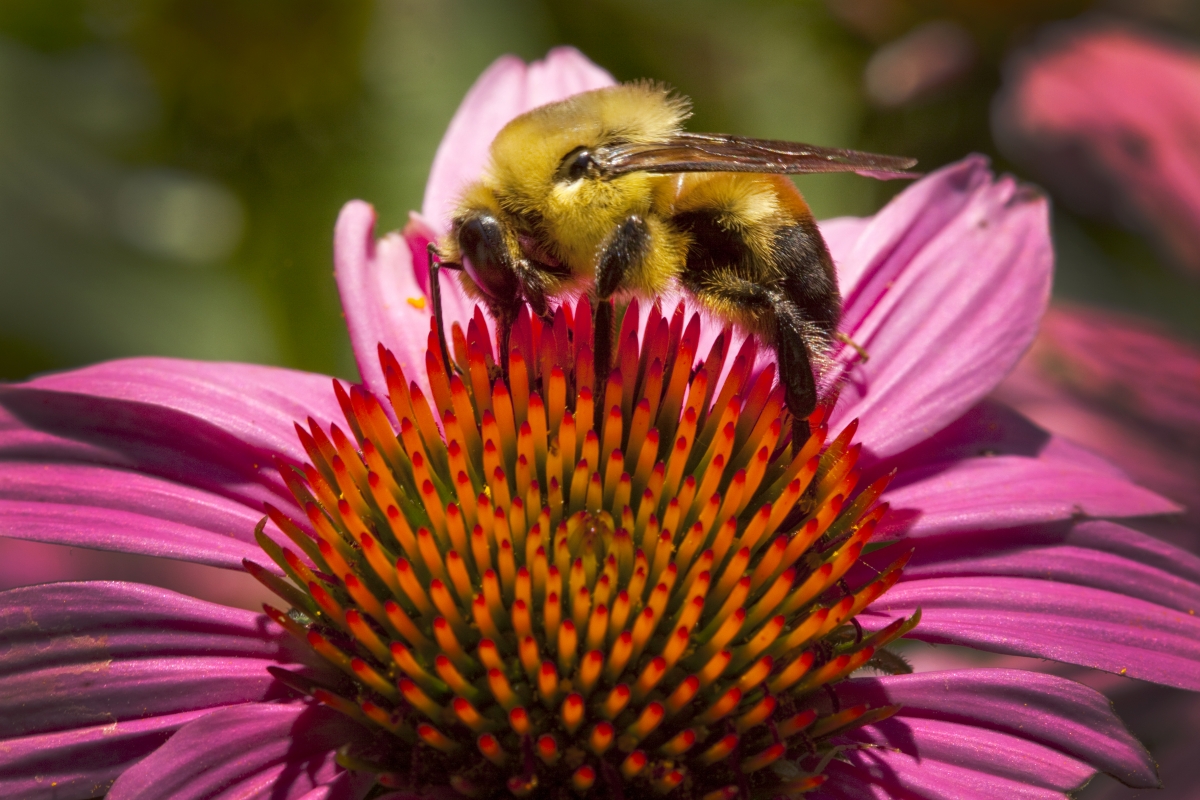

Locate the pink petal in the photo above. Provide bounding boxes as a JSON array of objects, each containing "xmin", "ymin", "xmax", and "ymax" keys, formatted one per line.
[
  {"xmin": 828, "ymin": 156, "xmax": 1052, "ymax": 459},
  {"xmin": 839, "ymin": 669, "xmax": 1158, "ymax": 789},
  {"xmin": 863, "ymin": 576, "xmax": 1200, "ymax": 689},
  {"xmin": 15, "ymin": 357, "xmax": 340, "ymax": 467},
  {"xmin": 0, "ymin": 357, "xmax": 339, "ymax": 565},
  {"xmin": 882, "ymin": 519, "xmax": 1200, "ymax": 616},
  {"xmin": 0, "ymin": 709, "xmax": 216, "ymax": 800},
  {"xmin": 334, "ymin": 200, "xmax": 448, "ymax": 405},
  {"xmin": 882, "ymin": 399, "xmax": 1129, "ymax": 479},
  {"xmin": 403, "ymin": 211, "xmax": 442, "ymax": 296},
  {"xmin": 0, "ymin": 582, "xmax": 306, "ymax": 740},
  {"xmin": 421, "ymin": 47, "xmax": 615, "ymax": 232},
  {"xmin": 823, "ymin": 718, "xmax": 1091, "ymax": 799},
  {"xmin": 0, "ymin": 582, "xmax": 318, "ymax": 797},
  {"xmin": 993, "ymin": 303, "xmax": 1200, "ymax": 537},
  {"xmin": 819, "ymin": 215, "xmax": 872, "ymax": 265},
  {"xmin": 0, "ymin": 463, "xmax": 268, "ymax": 568},
  {"xmin": 877, "ymin": 453, "xmax": 1177, "ymax": 540},
  {"xmin": 333, "ymin": 204, "xmax": 482, "ymax": 409},
  {"xmin": 107, "ymin": 702, "xmax": 375, "ymax": 800}
]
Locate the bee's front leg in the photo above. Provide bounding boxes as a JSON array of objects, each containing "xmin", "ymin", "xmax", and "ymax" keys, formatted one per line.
[
  {"xmin": 427, "ymin": 243, "xmax": 460, "ymax": 376},
  {"xmin": 593, "ymin": 215, "xmax": 650, "ymax": 427}
]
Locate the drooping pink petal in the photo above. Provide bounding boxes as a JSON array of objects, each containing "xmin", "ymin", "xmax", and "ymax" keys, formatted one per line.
[
  {"xmin": 861, "ymin": 576, "xmax": 1200, "ymax": 690},
  {"xmin": 421, "ymin": 47, "xmax": 615, "ymax": 232},
  {"xmin": 827, "ymin": 156, "xmax": 1052, "ymax": 459},
  {"xmin": 883, "ymin": 399, "xmax": 1130, "ymax": 480},
  {"xmin": 0, "ymin": 358, "xmax": 340, "ymax": 565},
  {"xmin": 0, "ymin": 359, "xmax": 330, "ymax": 500},
  {"xmin": 333, "ymin": 200, "xmax": 470, "ymax": 406},
  {"xmin": 107, "ymin": 701, "xmax": 376, "ymax": 800},
  {"xmin": 10, "ymin": 357, "xmax": 340, "ymax": 468},
  {"xmin": 0, "ymin": 582, "xmax": 315, "ymax": 799},
  {"xmin": 837, "ymin": 669, "xmax": 1158, "ymax": 789},
  {"xmin": 994, "ymin": 25, "xmax": 1200, "ymax": 278}
]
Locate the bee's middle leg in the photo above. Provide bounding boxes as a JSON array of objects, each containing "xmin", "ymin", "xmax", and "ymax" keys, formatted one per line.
[{"xmin": 593, "ymin": 215, "xmax": 650, "ymax": 428}]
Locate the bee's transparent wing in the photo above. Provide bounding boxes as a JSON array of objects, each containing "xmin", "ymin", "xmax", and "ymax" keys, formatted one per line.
[{"xmin": 598, "ymin": 133, "xmax": 918, "ymax": 179}]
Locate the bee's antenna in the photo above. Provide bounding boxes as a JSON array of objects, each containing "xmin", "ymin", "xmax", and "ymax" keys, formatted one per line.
[{"xmin": 427, "ymin": 242, "xmax": 455, "ymax": 376}]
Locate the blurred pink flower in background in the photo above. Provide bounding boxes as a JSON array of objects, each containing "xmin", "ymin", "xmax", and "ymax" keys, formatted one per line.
[
  {"xmin": 994, "ymin": 24, "xmax": 1200, "ymax": 279},
  {"xmin": 990, "ymin": 26, "xmax": 1200, "ymax": 798},
  {"xmin": 863, "ymin": 19, "xmax": 976, "ymax": 109}
]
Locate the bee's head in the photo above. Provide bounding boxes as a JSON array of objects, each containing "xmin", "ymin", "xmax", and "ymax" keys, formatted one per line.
[{"xmin": 483, "ymin": 83, "xmax": 690, "ymax": 261}]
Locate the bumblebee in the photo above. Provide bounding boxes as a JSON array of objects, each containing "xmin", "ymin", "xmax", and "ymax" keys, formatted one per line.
[{"xmin": 434, "ymin": 82, "xmax": 914, "ymax": 444}]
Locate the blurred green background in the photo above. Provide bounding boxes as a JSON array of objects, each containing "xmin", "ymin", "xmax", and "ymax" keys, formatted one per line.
[{"xmin": 2, "ymin": 0, "xmax": 1198, "ymax": 385}]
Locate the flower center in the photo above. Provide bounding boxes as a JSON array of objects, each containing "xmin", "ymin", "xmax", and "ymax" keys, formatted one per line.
[{"xmin": 248, "ymin": 299, "xmax": 917, "ymax": 799}]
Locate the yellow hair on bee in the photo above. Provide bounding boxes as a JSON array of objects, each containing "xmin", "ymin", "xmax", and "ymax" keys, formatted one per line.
[
  {"xmin": 437, "ymin": 77, "xmax": 911, "ymax": 437},
  {"xmin": 673, "ymin": 173, "xmax": 787, "ymax": 266},
  {"xmin": 488, "ymin": 82, "xmax": 690, "ymax": 191},
  {"xmin": 480, "ymin": 84, "xmax": 692, "ymax": 273}
]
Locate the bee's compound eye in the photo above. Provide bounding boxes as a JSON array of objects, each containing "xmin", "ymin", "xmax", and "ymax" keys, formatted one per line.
[
  {"xmin": 560, "ymin": 147, "xmax": 593, "ymax": 182},
  {"xmin": 456, "ymin": 215, "xmax": 519, "ymax": 302}
]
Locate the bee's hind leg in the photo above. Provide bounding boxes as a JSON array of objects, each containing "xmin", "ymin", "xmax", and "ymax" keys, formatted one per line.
[
  {"xmin": 772, "ymin": 299, "xmax": 819, "ymax": 454},
  {"xmin": 684, "ymin": 273, "xmax": 817, "ymax": 455}
]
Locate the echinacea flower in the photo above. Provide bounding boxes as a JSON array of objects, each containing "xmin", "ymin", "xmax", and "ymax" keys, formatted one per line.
[
  {"xmin": 3, "ymin": 47, "xmax": 1200, "ymax": 799},
  {"xmin": 993, "ymin": 23, "xmax": 1200, "ymax": 279}
]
